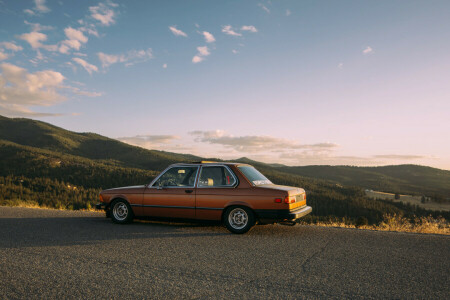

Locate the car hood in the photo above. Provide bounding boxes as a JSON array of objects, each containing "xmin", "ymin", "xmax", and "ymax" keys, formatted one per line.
[
  {"xmin": 256, "ymin": 184, "xmax": 305, "ymax": 196},
  {"xmin": 101, "ymin": 185, "xmax": 146, "ymax": 194}
]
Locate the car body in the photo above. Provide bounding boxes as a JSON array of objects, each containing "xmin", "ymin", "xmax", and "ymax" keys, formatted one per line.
[{"xmin": 96, "ymin": 162, "xmax": 312, "ymax": 233}]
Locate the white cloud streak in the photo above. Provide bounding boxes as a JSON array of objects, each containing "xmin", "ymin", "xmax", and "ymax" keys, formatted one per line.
[
  {"xmin": 222, "ymin": 25, "xmax": 242, "ymax": 37},
  {"xmin": 169, "ymin": 26, "xmax": 188, "ymax": 37},
  {"xmin": 72, "ymin": 58, "xmax": 98, "ymax": 74},
  {"xmin": 241, "ymin": 25, "xmax": 258, "ymax": 33},
  {"xmin": 97, "ymin": 48, "xmax": 153, "ymax": 68},
  {"xmin": 0, "ymin": 42, "xmax": 23, "ymax": 52},
  {"xmin": 363, "ymin": 46, "xmax": 374, "ymax": 54}
]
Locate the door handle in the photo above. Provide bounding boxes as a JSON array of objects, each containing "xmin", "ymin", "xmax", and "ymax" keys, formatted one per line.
[{"xmin": 185, "ymin": 189, "xmax": 193, "ymax": 194}]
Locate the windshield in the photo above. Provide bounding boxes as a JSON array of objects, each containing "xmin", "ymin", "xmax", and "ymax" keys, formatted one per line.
[{"xmin": 238, "ymin": 166, "xmax": 272, "ymax": 186}]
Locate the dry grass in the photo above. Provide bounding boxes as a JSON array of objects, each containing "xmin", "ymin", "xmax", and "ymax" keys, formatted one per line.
[
  {"xmin": 307, "ymin": 214, "xmax": 450, "ymax": 235},
  {"xmin": 365, "ymin": 190, "xmax": 450, "ymax": 212},
  {"xmin": 0, "ymin": 200, "xmax": 98, "ymax": 212}
]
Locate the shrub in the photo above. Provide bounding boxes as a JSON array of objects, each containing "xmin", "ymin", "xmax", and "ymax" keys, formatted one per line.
[{"xmin": 355, "ymin": 216, "xmax": 368, "ymax": 227}]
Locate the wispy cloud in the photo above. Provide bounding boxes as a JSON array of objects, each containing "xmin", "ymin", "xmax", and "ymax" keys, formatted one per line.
[
  {"xmin": 24, "ymin": 0, "xmax": 51, "ymax": 15},
  {"xmin": 0, "ymin": 42, "xmax": 23, "ymax": 52},
  {"xmin": 98, "ymin": 48, "xmax": 153, "ymax": 68},
  {"xmin": 118, "ymin": 135, "xmax": 181, "ymax": 150},
  {"xmin": 89, "ymin": 1, "xmax": 118, "ymax": 26},
  {"xmin": 0, "ymin": 51, "xmax": 8, "ymax": 61},
  {"xmin": 24, "ymin": 21, "xmax": 54, "ymax": 32},
  {"xmin": 169, "ymin": 26, "xmax": 188, "ymax": 37},
  {"xmin": 72, "ymin": 58, "xmax": 98, "ymax": 74},
  {"xmin": 202, "ymin": 31, "xmax": 215, "ymax": 43},
  {"xmin": 258, "ymin": 3, "xmax": 270, "ymax": 14},
  {"xmin": 222, "ymin": 25, "xmax": 242, "ymax": 37},
  {"xmin": 241, "ymin": 25, "xmax": 258, "ymax": 33},
  {"xmin": 363, "ymin": 46, "xmax": 374, "ymax": 54},
  {"xmin": 192, "ymin": 46, "xmax": 210, "ymax": 64},
  {"xmin": 189, "ymin": 130, "xmax": 338, "ymax": 153},
  {"xmin": 372, "ymin": 154, "xmax": 426, "ymax": 160},
  {"xmin": 286, "ymin": 9, "xmax": 291, "ymax": 16}
]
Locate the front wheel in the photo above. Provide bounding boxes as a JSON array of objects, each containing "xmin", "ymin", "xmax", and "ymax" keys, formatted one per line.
[
  {"xmin": 224, "ymin": 206, "xmax": 255, "ymax": 234},
  {"xmin": 111, "ymin": 199, "xmax": 133, "ymax": 224}
]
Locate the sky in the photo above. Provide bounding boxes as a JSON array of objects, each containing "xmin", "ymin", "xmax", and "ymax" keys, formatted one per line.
[{"xmin": 0, "ymin": 0, "xmax": 449, "ymax": 169}]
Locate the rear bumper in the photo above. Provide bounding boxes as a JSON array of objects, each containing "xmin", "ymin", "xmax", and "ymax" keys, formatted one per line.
[{"xmin": 256, "ymin": 205, "xmax": 312, "ymax": 221}]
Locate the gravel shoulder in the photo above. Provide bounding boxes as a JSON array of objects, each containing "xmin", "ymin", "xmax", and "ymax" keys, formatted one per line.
[{"xmin": 1, "ymin": 206, "xmax": 449, "ymax": 299}]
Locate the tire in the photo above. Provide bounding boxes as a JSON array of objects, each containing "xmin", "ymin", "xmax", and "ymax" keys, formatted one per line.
[
  {"xmin": 224, "ymin": 206, "xmax": 255, "ymax": 234},
  {"xmin": 110, "ymin": 199, "xmax": 133, "ymax": 224}
]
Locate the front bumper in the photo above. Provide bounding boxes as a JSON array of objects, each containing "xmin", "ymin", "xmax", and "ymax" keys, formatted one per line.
[
  {"xmin": 256, "ymin": 205, "xmax": 312, "ymax": 221},
  {"xmin": 95, "ymin": 202, "xmax": 106, "ymax": 210}
]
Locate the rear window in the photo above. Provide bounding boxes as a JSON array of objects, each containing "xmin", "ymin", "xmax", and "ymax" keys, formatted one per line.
[{"xmin": 238, "ymin": 166, "xmax": 272, "ymax": 186}]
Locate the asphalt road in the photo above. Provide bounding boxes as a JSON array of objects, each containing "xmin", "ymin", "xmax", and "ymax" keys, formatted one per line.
[{"xmin": 0, "ymin": 206, "xmax": 449, "ymax": 299}]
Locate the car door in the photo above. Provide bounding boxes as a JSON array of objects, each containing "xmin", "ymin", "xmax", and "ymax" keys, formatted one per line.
[
  {"xmin": 143, "ymin": 165, "xmax": 198, "ymax": 219},
  {"xmin": 195, "ymin": 165, "xmax": 238, "ymax": 220}
]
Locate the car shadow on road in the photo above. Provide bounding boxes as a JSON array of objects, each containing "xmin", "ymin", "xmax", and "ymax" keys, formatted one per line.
[{"xmin": 0, "ymin": 216, "xmax": 229, "ymax": 249}]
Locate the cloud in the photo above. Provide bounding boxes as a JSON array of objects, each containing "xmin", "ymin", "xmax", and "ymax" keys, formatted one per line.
[
  {"xmin": 202, "ymin": 31, "xmax": 215, "ymax": 43},
  {"xmin": 65, "ymin": 27, "xmax": 88, "ymax": 43},
  {"xmin": 372, "ymin": 154, "xmax": 426, "ymax": 160},
  {"xmin": 24, "ymin": 21, "xmax": 54, "ymax": 32},
  {"xmin": 24, "ymin": 0, "xmax": 50, "ymax": 15},
  {"xmin": 0, "ymin": 42, "xmax": 23, "ymax": 52},
  {"xmin": 222, "ymin": 25, "xmax": 242, "ymax": 37},
  {"xmin": 34, "ymin": 0, "xmax": 50, "ymax": 13},
  {"xmin": 363, "ymin": 46, "xmax": 374, "ymax": 54},
  {"xmin": 97, "ymin": 48, "xmax": 153, "ymax": 68},
  {"xmin": 59, "ymin": 27, "xmax": 89, "ymax": 54},
  {"xmin": 286, "ymin": 9, "xmax": 291, "ymax": 16},
  {"xmin": 232, "ymin": 49, "xmax": 238, "ymax": 54},
  {"xmin": 18, "ymin": 31, "xmax": 57, "ymax": 51},
  {"xmin": 338, "ymin": 63, "xmax": 344, "ymax": 69},
  {"xmin": 258, "ymin": 3, "xmax": 270, "ymax": 13},
  {"xmin": 192, "ymin": 56, "xmax": 203, "ymax": 63},
  {"xmin": 89, "ymin": 1, "xmax": 117, "ymax": 26},
  {"xmin": 189, "ymin": 130, "xmax": 338, "ymax": 152},
  {"xmin": 241, "ymin": 25, "xmax": 258, "ymax": 33},
  {"xmin": 0, "ymin": 51, "xmax": 8, "ymax": 61},
  {"xmin": 192, "ymin": 46, "xmax": 210, "ymax": 64},
  {"xmin": 0, "ymin": 63, "xmax": 66, "ymax": 116},
  {"xmin": 169, "ymin": 26, "xmax": 188, "ymax": 37},
  {"xmin": 118, "ymin": 135, "xmax": 180, "ymax": 150},
  {"xmin": 72, "ymin": 58, "xmax": 98, "ymax": 74},
  {"xmin": 163, "ymin": 63, "xmax": 167, "ymax": 69}
]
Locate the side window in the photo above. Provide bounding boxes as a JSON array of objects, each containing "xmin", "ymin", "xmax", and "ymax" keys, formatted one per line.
[
  {"xmin": 198, "ymin": 166, "xmax": 237, "ymax": 187},
  {"xmin": 153, "ymin": 166, "xmax": 198, "ymax": 187}
]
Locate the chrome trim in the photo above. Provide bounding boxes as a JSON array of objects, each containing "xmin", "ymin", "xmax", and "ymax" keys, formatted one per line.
[
  {"xmin": 196, "ymin": 164, "xmax": 239, "ymax": 189},
  {"xmin": 130, "ymin": 204, "xmax": 223, "ymax": 210},
  {"xmin": 147, "ymin": 165, "xmax": 200, "ymax": 188}
]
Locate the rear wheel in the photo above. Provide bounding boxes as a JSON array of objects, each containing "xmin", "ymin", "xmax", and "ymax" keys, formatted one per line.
[
  {"xmin": 111, "ymin": 199, "xmax": 133, "ymax": 224},
  {"xmin": 224, "ymin": 206, "xmax": 255, "ymax": 234}
]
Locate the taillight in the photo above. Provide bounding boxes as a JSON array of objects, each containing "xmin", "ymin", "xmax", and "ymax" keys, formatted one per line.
[
  {"xmin": 274, "ymin": 198, "xmax": 282, "ymax": 203},
  {"xmin": 99, "ymin": 194, "xmax": 104, "ymax": 202},
  {"xmin": 284, "ymin": 196, "xmax": 295, "ymax": 204}
]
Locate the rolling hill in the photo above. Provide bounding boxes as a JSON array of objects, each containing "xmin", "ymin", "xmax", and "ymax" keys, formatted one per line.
[{"xmin": 0, "ymin": 115, "xmax": 448, "ymax": 223}]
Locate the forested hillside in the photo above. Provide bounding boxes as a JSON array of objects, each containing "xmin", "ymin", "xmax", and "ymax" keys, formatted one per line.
[{"xmin": 1, "ymin": 115, "xmax": 448, "ymax": 224}]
